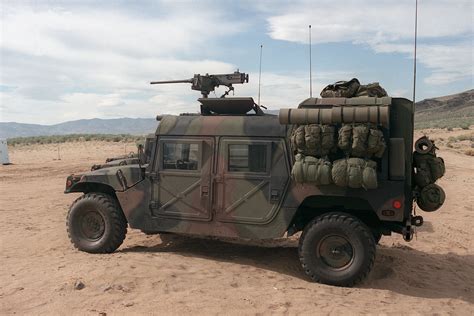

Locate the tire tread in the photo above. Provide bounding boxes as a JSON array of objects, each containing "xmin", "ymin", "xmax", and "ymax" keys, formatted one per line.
[
  {"xmin": 298, "ymin": 212, "xmax": 376, "ymax": 287},
  {"xmin": 66, "ymin": 192, "xmax": 127, "ymax": 253}
]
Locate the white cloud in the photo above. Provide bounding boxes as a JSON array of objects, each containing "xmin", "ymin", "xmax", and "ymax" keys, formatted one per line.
[
  {"xmin": 267, "ymin": 0, "xmax": 471, "ymax": 44},
  {"xmin": 265, "ymin": 0, "xmax": 473, "ymax": 85},
  {"xmin": 0, "ymin": 5, "xmax": 242, "ymax": 123}
]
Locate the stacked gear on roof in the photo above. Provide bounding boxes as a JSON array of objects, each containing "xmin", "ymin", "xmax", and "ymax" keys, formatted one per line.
[
  {"xmin": 413, "ymin": 136, "xmax": 446, "ymax": 212},
  {"xmin": 320, "ymin": 78, "xmax": 388, "ymax": 98}
]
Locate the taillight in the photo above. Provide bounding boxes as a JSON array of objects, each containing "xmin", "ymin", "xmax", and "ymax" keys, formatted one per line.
[{"xmin": 392, "ymin": 200, "xmax": 402, "ymax": 209}]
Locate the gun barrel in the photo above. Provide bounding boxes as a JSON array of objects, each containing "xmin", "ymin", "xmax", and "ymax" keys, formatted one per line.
[{"xmin": 150, "ymin": 79, "xmax": 193, "ymax": 85}]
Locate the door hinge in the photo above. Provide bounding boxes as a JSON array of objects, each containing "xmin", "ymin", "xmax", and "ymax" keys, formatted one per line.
[
  {"xmin": 147, "ymin": 172, "xmax": 159, "ymax": 181},
  {"xmin": 149, "ymin": 201, "xmax": 159, "ymax": 209}
]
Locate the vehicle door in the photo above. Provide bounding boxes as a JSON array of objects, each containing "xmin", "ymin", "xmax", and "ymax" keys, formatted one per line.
[
  {"xmin": 215, "ymin": 138, "xmax": 289, "ymax": 224},
  {"xmin": 150, "ymin": 137, "xmax": 214, "ymax": 221}
]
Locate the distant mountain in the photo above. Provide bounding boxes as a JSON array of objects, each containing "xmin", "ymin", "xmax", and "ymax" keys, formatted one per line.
[
  {"xmin": 0, "ymin": 118, "xmax": 157, "ymax": 139},
  {"xmin": 415, "ymin": 89, "xmax": 473, "ymax": 129},
  {"xmin": 2, "ymin": 90, "xmax": 472, "ymax": 138}
]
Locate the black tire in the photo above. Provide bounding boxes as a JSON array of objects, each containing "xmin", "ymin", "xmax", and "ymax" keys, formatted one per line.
[
  {"xmin": 67, "ymin": 193, "xmax": 127, "ymax": 253},
  {"xmin": 299, "ymin": 212, "xmax": 376, "ymax": 287}
]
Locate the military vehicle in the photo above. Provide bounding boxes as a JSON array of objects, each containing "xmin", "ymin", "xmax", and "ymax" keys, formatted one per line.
[{"xmin": 65, "ymin": 72, "xmax": 445, "ymax": 287}]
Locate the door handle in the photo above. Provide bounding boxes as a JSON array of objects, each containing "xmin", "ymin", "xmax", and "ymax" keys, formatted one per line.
[
  {"xmin": 270, "ymin": 189, "xmax": 280, "ymax": 201},
  {"xmin": 201, "ymin": 186, "xmax": 209, "ymax": 197}
]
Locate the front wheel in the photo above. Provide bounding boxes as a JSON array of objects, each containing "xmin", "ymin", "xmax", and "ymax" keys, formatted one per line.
[
  {"xmin": 299, "ymin": 212, "xmax": 376, "ymax": 287},
  {"xmin": 67, "ymin": 193, "xmax": 127, "ymax": 253}
]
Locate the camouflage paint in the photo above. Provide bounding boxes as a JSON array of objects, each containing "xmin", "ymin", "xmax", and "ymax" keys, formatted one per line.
[{"xmin": 65, "ymin": 97, "xmax": 415, "ymax": 240}]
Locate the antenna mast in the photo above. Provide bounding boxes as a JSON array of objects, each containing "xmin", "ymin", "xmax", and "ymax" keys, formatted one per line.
[
  {"xmin": 258, "ymin": 44, "xmax": 263, "ymax": 106},
  {"xmin": 309, "ymin": 25, "xmax": 313, "ymax": 97},
  {"xmin": 412, "ymin": 0, "xmax": 418, "ymax": 105}
]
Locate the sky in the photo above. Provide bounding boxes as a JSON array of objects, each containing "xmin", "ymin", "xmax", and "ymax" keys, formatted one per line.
[{"xmin": 0, "ymin": 0, "xmax": 472, "ymax": 125}]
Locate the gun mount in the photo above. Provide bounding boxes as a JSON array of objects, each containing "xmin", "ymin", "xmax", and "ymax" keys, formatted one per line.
[{"xmin": 150, "ymin": 71, "xmax": 249, "ymax": 98}]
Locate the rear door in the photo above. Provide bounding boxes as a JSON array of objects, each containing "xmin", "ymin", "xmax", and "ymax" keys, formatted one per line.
[
  {"xmin": 150, "ymin": 137, "xmax": 214, "ymax": 221},
  {"xmin": 215, "ymin": 138, "xmax": 289, "ymax": 224}
]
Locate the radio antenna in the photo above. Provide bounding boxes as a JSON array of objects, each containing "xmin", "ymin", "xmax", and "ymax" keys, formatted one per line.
[
  {"xmin": 309, "ymin": 25, "xmax": 313, "ymax": 97},
  {"xmin": 258, "ymin": 44, "xmax": 263, "ymax": 106},
  {"xmin": 412, "ymin": 0, "xmax": 418, "ymax": 106}
]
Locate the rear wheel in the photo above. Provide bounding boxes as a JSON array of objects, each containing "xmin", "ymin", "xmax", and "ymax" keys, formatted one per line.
[
  {"xmin": 299, "ymin": 212, "xmax": 376, "ymax": 287},
  {"xmin": 67, "ymin": 193, "xmax": 127, "ymax": 253}
]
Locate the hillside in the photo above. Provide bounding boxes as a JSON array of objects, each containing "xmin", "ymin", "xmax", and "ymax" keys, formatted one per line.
[
  {"xmin": 415, "ymin": 89, "xmax": 473, "ymax": 129},
  {"xmin": 0, "ymin": 118, "xmax": 157, "ymax": 139},
  {"xmin": 1, "ymin": 90, "xmax": 472, "ymax": 139}
]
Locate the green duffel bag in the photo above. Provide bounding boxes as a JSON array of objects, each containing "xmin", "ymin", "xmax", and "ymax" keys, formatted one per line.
[
  {"xmin": 347, "ymin": 158, "xmax": 364, "ymax": 188},
  {"xmin": 413, "ymin": 152, "xmax": 430, "ymax": 186},
  {"xmin": 367, "ymin": 128, "xmax": 386, "ymax": 158},
  {"xmin": 362, "ymin": 160, "xmax": 378, "ymax": 189},
  {"xmin": 414, "ymin": 164, "xmax": 432, "ymax": 187},
  {"xmin": 352, "ymin": 125, "xmax": 369, "ymax": 157},
  {"xmin": 291, "ymin": 154, "xmax": 305, "ymax": 183},
  {"xmin": 356, "ymin": 82, "xmax": 388, "ymax": 97},
  {"xmin": 305, "ymin": 156, "xmax": 320, "ymax": 183},
  {"xmin": 332, "ymin": 158, "xmax": 348, "ymax": 187},
  {"xmin": 304, "ymin": 124, "xmax": 322, "ymax": 157},
  {"xmin": 417, "ymin": 184, "xmax": 446, "ymax": 212},
  {"xmin": 321, "ymin": 125, "xmax": 336, "ymax": 156},
  {"xmin": 338, "ymin": 124, "xmax": 353, "ymax": 154},
  {"xmin": 413, "ymin": 152, "xmax": 445, "ymax": 187},
  {"xmin": 317, "ymin": 159, "xmax": 333, "ymax": 185},
  {"xmin": 429, "ymin": 156, "xmax": 445, "ymax": 181}
]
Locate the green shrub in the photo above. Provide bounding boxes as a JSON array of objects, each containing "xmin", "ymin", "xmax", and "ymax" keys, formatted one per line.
[{"xmin": 7, "ymin": 134, "xmax": 145, "ymax": 146}]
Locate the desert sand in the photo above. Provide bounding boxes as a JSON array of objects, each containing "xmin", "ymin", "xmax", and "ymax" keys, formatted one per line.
[{"xmin": 1, "ymin": 131, "xmax": 473, "ymax": 315}]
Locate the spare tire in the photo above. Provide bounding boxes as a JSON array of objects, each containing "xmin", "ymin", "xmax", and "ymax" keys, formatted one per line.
[
  {"xmin": 417, "ymin": 184, "xmax": 446, "ymax": 212},
  {"xmin": 415, "ymin": 136, "xmax": 434, "ymax": 154}
]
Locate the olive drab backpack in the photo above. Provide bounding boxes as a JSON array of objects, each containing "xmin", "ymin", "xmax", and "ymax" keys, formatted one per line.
[
  {"xmin": 320, "ymin": 78, "xmax": 388, "ymax": 98},
  {"xmin": 320, "ymin": 78, "xmax": 361, "ymax": 98},
  {"xmin": 337, "ymin": 124, "xmax": 386, "ymax": 159},
  {"xmin": 291, "ymin": 124, "xmax": 336, "ymax": 157},
  {"xmin": 331, "ymin": 158, "xmax": 377, "ymax": 190},
  {"xmin": 355, "ymin": 82, "xmax": 388, "ymax": 97}
]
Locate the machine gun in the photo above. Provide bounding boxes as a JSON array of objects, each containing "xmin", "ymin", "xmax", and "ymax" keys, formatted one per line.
[{"xmin": 150, "ymin": 71, "xmax": 249, "ymax": 98}]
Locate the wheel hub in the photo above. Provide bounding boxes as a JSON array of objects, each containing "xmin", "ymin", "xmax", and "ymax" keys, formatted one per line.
[
  {"xmin": 318, "ymin": 235, "xmax": 354, "ymax": 269},
  {"xmin": 80, "ymin": 211, "xmax": 105, "ymax": 240}
]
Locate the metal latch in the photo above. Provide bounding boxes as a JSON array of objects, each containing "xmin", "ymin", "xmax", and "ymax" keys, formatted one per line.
[
  {"xmin": 149, "ymin": 201, "xmax": 159, "ymax": 209},
  {"xmin": 147, "ymin": 172, "xmax": 159, "ymax": 181},
  {"xmin": 270, "ymin": 189, "xmax": 280, "ymax": 201}
]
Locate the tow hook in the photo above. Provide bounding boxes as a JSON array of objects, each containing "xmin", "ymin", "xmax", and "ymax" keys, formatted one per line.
[
  {"xmin": 402, "ymin": 227, "xmax": 414, "ymax": 241},
  {"xmin": 411, "ymin": 216, "xmax": 423, "ymax": 227},
  {"xmin": 402, "ymin": 219, "xmax": 414, "ymax": 242}
]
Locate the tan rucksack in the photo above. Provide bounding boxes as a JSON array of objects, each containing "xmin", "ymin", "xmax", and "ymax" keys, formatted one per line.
[
  {"xmin": 356, "ymin": 82, "xmax": 388, "ymax": 97},
  {"xmin": 332, "ymin": 158, "xmax": 378, "ymax": 189},
  {"xmin": 338, "ymin": 124, "xmax": 386, "ymax": 158},
  {"xmin": 320, "ymin": 78, "xmax": 360, "ymax": 98},
  {"xmin": 291, "ymin": 124, "xmax": 337, "ymax": 157},
  {"xmin": 291, "ymin": 155, "xmax": 333, "ymax": 185}
]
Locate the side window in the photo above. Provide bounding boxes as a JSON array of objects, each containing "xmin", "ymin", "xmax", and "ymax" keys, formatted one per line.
[
  {"xmin": 228, "ymin": 144, "xmax": 267, "ymax": 173},
  {"xmin": 162, "ymin": 142, "xmax": 200, "ymax": 170}
]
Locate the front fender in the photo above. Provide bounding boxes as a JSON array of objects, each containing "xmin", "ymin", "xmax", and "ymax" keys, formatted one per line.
[{"xmin": 65, "ymin": 165, "xmax": 144, "ymax": 193}]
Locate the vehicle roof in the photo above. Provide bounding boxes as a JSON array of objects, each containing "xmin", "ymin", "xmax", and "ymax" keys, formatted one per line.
[
  {"xmin": 156, "ymin": 114, "xmax": 287, "ymax": 137},
  {"xmin": 298, "ymin": 96, "xmax": 394, "ymax": 108}
]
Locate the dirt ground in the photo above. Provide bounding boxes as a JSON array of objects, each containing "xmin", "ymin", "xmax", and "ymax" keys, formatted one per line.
[{"xmin": 1, "ymin": 131, "xmax": 473, "ymax": 315}]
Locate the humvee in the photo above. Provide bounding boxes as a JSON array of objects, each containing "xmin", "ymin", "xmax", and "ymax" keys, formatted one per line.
[{"xmin": 65, "ymin": 73, "xmax": 433, "ymax": 287}]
